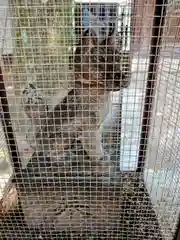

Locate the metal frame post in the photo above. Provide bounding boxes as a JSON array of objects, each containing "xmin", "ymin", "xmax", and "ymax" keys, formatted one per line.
[
  {"xmin": 0, "ymin": 66, "xmax": 22, "ymax": 173},
  {"xmin": 0, "ymin": 66, "xmax": 24, "ymax": 220},
  {"xmin": 137, "ymin": 0, "xmax": 167, "ymax": 172}
]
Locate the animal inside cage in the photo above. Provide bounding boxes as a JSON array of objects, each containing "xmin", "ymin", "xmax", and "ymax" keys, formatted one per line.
[{"xmin": 0, "ymin": 0, "xmax": 180, "ymax": 239}]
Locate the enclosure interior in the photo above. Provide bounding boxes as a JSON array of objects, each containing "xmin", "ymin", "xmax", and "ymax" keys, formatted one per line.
[{"xmin": 0, "ymin": 0, "xmax": 180, "ymax": 239}]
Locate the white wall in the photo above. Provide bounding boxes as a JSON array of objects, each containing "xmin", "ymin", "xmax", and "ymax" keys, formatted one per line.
[{"xmin": 0, "ymin": 0, "xmax": 13, "ymax": 54}]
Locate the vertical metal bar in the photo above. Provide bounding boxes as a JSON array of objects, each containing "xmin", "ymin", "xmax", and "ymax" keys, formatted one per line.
[
  {"xmin": 137, "ymin": 0, "xmax": 167, "ymax": 172},
  {"xmin": 173, "ymin": 214, "xmax": 180, "ymax": 240},
  {"xmin": 0, "ymin": 65, "xmax": 24, "ymax": 221},
  {"xmin": 117, "ymin": 93, "xmax": 122, "ymax": 171},
  {"xmin": 0, "ymin": 66, "xmax": 22, "ymax": 174},
  {"xmin": 130, "ymin": 0, "xmax": 135, "ymax": 52}
]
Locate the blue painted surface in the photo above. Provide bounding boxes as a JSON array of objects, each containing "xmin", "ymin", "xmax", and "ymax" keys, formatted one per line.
[
  {"xmin": 83, "ymin": 7, "xmax": 90, "ymax": 31},
  {"xmin": 175, "ymin": 48, "xmax": 180, "ymax": 56}
]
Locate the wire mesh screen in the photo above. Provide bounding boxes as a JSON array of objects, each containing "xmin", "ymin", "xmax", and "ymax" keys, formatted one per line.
[
  {"xmin": 145, "ymin": 1, "xmax": 180, "ymax": 237},
  {"xmin": 0, "ymin": 0, "xmax": 180, "ymax": 239}
]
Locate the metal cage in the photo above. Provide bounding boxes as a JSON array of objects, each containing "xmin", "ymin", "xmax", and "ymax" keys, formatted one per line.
[{"xmin": 0, "ymin": 0, "xmax": 180, "ymax": 239}]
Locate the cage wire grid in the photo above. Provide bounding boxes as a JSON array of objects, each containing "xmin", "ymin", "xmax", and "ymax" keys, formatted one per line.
[{"xmin": 0, "ymin": 0, "xmax": 180, "ymax": 239}]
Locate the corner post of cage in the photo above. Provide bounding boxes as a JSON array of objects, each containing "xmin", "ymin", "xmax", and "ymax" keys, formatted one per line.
[
  {"xmin": 0, "ymin": 66, "xmax": 25, "ymax": 221},
  {"xmin": 130, "ymin": 0, "xmax": 137, "ymax": 50},
  {"xmin": 173, "ymin": 213, "xmax": 180, "ymax": 240},
  {"xmin": 0, "ymin": 66, "xmax": 22, "ymax": 173},
  {"xmin": 136, "ymin": 0, "xmax": 167, "ymax": 172}
]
